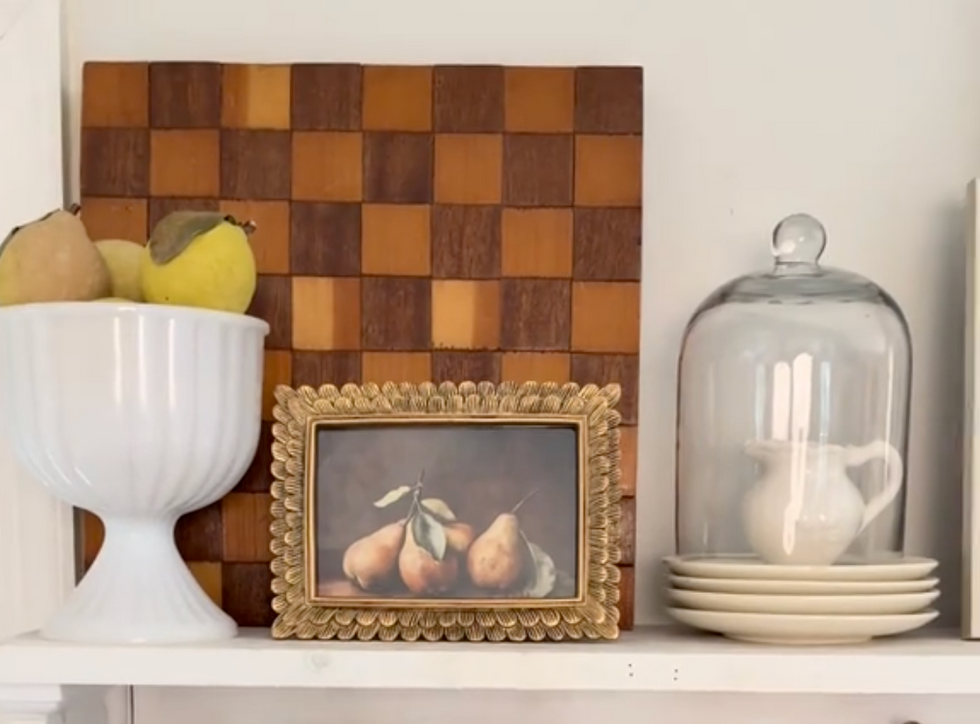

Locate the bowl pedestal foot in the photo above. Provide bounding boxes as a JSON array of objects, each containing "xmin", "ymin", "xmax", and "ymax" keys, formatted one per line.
[{"xmin": 41, "ymin": 516, "xmax": 237, "ymax": 644}]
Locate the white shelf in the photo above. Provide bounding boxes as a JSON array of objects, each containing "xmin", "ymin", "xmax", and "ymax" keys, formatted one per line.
[{"xmin": 0, "ymin": 625, "xmax": 977, "ymax": 694}]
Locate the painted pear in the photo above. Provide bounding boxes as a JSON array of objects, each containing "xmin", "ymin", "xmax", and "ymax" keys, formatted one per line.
[
  {"xmin": 445, "ymin": 522, "xmax": 475, "ymax": 554},
  {"xmin": 0, "ymin": 206, "xmax": 111, "ymax": 305},
  {"xmin": 466, "ymin": 513, "xmax": 527, "ymax": 591},
  {"xmin": 399, "ymin": 523, "xmax": 459, "ymax": 595},
  {"xmin": 342, "ymin": 520, "xmax": 406, "ymax": 592}
]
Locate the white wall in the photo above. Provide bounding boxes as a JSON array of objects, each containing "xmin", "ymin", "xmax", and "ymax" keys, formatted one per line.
[
  {"xmin": 67, "ymin": 0, "xmax": 980, "ymax": 626},
  {"xmin": 63, "ymin": 0, "xmax": 980, "ymax": 721}
]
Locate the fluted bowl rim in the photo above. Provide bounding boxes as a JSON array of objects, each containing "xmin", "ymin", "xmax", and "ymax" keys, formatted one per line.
[{"xmin": 0, "ymin": 301, "xmax": 270, "ymax": 334}]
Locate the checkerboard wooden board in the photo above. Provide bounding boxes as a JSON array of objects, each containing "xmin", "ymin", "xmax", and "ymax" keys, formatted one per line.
[{"xmin": 78, "ymin": 61, "xmax": 642, "ymax": 629}]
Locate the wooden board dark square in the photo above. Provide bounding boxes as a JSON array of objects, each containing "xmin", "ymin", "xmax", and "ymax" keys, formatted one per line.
[{"xmin": 78, "ymin": 61, "xmax": 643, "ymax": 630}]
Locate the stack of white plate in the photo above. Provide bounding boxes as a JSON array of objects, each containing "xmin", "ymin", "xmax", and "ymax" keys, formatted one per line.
[{"xmin": 663, "ymin": 555, "xmax": 940, "ymax": 645}]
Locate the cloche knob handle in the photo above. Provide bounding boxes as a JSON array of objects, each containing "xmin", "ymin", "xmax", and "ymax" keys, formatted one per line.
[{"xmin": 771, "ymin": 213, "xmax": 827, "ymax": 266}]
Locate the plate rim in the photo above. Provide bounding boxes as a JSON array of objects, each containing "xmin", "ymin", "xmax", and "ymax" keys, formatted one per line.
[
  {"xmin": 667, "ymin": 606, "xmax": 941, "ymax": 623},
  {"xmin": 666, "ymin": 573, "xmax": 941, "ymax": 592},
  {"xmin": 664, "ymin": 555, "xmax": 939, "ymax": 581}
]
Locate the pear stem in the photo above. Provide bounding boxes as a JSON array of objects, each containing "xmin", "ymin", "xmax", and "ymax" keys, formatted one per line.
[
  {"xmin": 510, "ymin": 488, "xmax": 539, "ymax": 515},
  {"xmin": 406, "ymin": 468, "xmax": 426, "ymax": 520}
]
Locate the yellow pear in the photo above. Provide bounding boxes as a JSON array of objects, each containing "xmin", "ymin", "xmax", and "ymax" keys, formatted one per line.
[
  {"xmin": 0, "ymin": 206, "xmax": 110, "ymax": 305},
  {"xmin": 466, "ymin": 512, "xmax": 527, "ymax": 591},
  {"xmin": 141, "ymin": 211, "xmax": 257, "ymax": 314},
  {"xmin": 95, "ymin": 239, "xmax": 145, "ymax": 301},
  {"xmin": 342, "ymin": 520, "xmax": 406, "ymax": 592},
  {"xmin": 399, "ymin": 522, "xmax": 459, "ymax": 595}
]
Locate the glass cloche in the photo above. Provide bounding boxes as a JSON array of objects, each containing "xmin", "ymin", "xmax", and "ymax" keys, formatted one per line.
[{"xmin": 675, "ymin": 213, "xmax": 912, "ymax": 566}]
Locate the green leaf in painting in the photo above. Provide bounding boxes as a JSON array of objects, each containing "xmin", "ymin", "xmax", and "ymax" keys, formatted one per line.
[
  {"xmin": 373, "ymin": 485, "xmax": 412, "ymax": 509},
  {"xmin": 519, "ymin": 533, "xmax": 557, "ymax": 598},
  {"xmin": 411, "ymin": 510, "xmax": 447, "ymax": 561},
  {"xmin": 420, "ymin": 498, "xmax": 456, "ymax": 522}
]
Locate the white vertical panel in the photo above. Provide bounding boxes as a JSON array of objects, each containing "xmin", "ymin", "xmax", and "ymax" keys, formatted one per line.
[
  {"xmin": 0, "ymin": 0, "xmax": 75, "ymax": 641},
  {"xmin": 963, "ymin": 179, "xmax": 980, "ymax": 639}
]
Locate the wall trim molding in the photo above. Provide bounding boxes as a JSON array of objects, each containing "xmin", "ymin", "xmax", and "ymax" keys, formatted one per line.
[{"xmin": 0, "ymin": 0, "xmax": 75, "ymax": 642}]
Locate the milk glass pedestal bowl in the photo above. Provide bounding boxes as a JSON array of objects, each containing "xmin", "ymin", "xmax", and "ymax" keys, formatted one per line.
[{"xmin": 0, "ymin": 302, "xmax": 269, "ymax": 644}]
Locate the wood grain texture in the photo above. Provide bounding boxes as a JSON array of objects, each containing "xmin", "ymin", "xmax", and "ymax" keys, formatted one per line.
[
  {"xmin": 362, "ymin": 352, "xmax": 432, "ymax": 384},
  {"xmin": 619, "ymin": 497, "xmax": 636, "ymax": 566},
  {"xmin": 82, "ymin": 512, "xmax": 104, "ymax": 566},
  {"xmin": 150, "ymin": 62, "xmax": 222, "ymax": 129},
  {"xmin": 80, "ymin": 198, "xmax": 147, "ymax": 242},
  {"xmin": 149, "ymin": 130, "xmax": 220, "ymax": 198},
  {"xmin": 81, "ymin": 129, "xmax": 149, "ymax": 197},
  {"xmin": 290, "ymin": 202, "xmax": 361, "ymax": 276},
  {"xmin": 363, "ymin": 66, "xmax": 433, "ymax": 131},
  {"xmin": 617, "ymin": 566, "xmax": 635, "ymax": 630},
  {"xmin": 434, "ymin": 65, "xmax": 504, "ymax": 132},
  {"xmin": 619, "ymin": 426, "xmax": 638, "ymax": 497},
  {"xmin": 503, "ymin": 134, "xmax": 573, "ymax": 206},
  {"xmin": 501, "ymin": 208, "xmax": 573, "ymax": 278},
  {"xmin": 431, "ymin": 280, "xmax": 501, "ymax": 350},
  {"xmin": 360, "ymin": 204, "xmax": 430, "ymax": 276},
  {"xmin": 575, "ymin": 66, "xmax": 643, "ymax": 134},
  {"xmin": 431, "ymin": 205, "xmax": 501, "ymax": 278},
  {"xmin": 262, "ymin": 350, "xmax": 292, "ymax": 420},
  {"xmin": 501, "ymin": 353, "xmax": 571, "ymax": 383},
  {"xmin": 504, "ymin": 67, "xmax": 574, "ymax": 133},
  {"xmin": 432, "ymin": 351, "xmax": 501, "ymax": 383},
  {"xmin": 222, "ymin": 64, "xmax": 291, "ymax": 130},
  {"xmin": 574, "ymin": 208, "xmax": 641, "ymax": 281},
  {"xmin": 79, "ymin": 60, "xmax": 643, "ymax": 630},
  {"xmin": 221, "ymin": 494, "xmax": 274, "ymax": 563},
  {"xmin": 361, "ymin": 277, "xmax": 431, "ymax": 350},
  {"xmin": 174, "ymin": 503, "xmax": 222, "ymax": 561},
  {"xmin": 83, "ymin": 62, "xmax": 149, "ymax": 128},
  {"xmin": 291, "ymin": 64, "xmax": 362, "ymax": 131},
  {"xmin": 434, "ymin": 134, "xmax": 503, "ymax": 204},
  {"xmin": 221, "ymin": 130, "xmax": 291, "ymax": 200},
  {"xmin": 364, "ymin": 132, "xmax": 433, "ymax": 204},
  {"xmin": 292, "ymin": 351, "xmax": 361, "ymax": 387},
  {"xmin": 291, "ymin": 132, "xmax": 363, "ymax": 202},
  {"xmin": 571, "ymin": 281, "xmax": 642, "ymax": 353},
  {"xmin": 187, "ymin": 562, "xmax": 223, "ymax": 606},
  {"xmin": 291, "ymin": 277, "xmax": 361, "ymax": 350},
  {"xmin": 247, "ymin": 275, "xmax": 291, "ymax": 349},
  {"xmin": 222, "ymin": 563, "xmax": 275, "ymax": 627},
  {"xmin": 501, "ymin": 279, "xmax": 571, "ymax": 350},
  {"xmin": 574, "ymin": 135, "xmax": 643, "ymax": 207}
]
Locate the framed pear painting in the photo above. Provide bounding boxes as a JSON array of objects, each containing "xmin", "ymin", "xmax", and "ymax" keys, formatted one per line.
[{"xmin": 269, "ymin": 381, "xmax": 624, "ymax": 642}]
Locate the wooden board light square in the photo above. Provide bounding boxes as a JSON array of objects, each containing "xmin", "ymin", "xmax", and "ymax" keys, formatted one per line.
[{"xmin": 78, "ymin": 61, "xmax": 643, "ymax": 630}]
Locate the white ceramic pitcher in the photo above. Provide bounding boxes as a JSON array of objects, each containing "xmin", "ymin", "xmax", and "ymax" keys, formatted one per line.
[{"xmin": 742, "ymin": 439, "xmax": 904, "ymax": 565}]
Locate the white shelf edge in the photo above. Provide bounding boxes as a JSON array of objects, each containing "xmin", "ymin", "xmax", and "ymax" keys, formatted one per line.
[{"xmin": 0, "ymin": 625, "xmax": 976, "ymax": 694}]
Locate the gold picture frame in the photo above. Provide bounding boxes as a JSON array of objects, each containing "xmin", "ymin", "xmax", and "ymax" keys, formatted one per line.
[{"xmin": 269, "ymin": 380, "xmax": 623, "ymax": 642}]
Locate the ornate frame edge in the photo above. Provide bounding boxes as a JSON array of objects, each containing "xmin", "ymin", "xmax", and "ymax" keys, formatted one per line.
[{"xmin": 268, "ymin": 380, "xmax": 623, "ymax": 642}]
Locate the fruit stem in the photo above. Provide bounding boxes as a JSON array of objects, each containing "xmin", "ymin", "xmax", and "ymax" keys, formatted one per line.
[
  {"xmin": 224, "ymin": 214, "xmax": 258, "ymax": 236},
  {"xmin": 406, "ymin": 468, "xmax": 426, "ymax": 520},
  {"xmin": 511, "ymin": 488, "xmax": 539, "ymax": 514}
]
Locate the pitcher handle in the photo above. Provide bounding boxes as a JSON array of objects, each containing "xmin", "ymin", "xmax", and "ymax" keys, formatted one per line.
[{"xmin": 843, "ymin": 439, "xmax": 904, "ymax": 532}]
